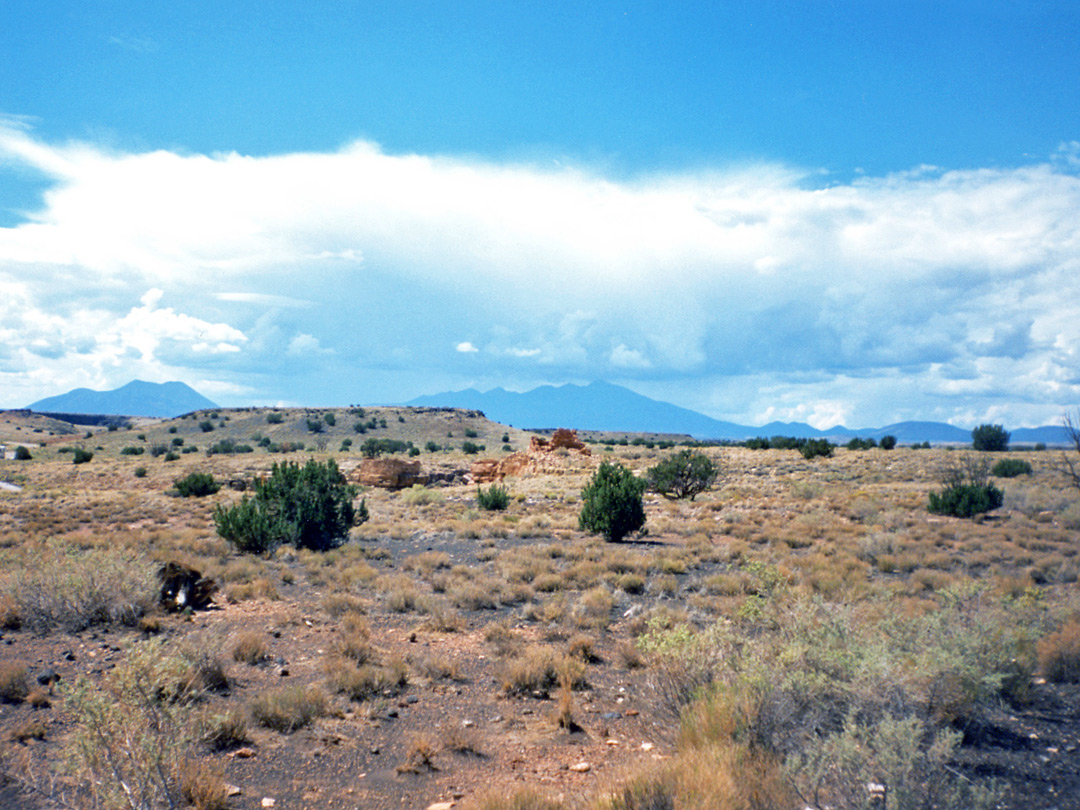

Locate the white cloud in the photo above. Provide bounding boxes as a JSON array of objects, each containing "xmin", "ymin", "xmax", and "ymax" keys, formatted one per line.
[
  {"xmin": 2, "ymin": 124, "xmax": 1079, "ymax": 425},
  {"xmin": 286, "ymin": 333, "xmax": 331, "ymax": 356}
]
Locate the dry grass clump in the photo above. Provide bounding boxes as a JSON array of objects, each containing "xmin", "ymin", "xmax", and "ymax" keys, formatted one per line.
[
  {"xmin": 396, "ymin": 732, "xmax": 440, "ymax": 774},
  {"xmin": 414, "ymin": 652, "xmax": 462, "ymax": 682},
  {"xmin": 462, "ymin": 789, "xmax": 565, "ymax": 810},
  {"xmin": 249, "ymin": 684, "xmax": 327, "ymax": 732},
  {"xmin": 231, "ymin": 631, "xmax": 269, "ymax": 665},
  {"xmin": 1037, "ymin": 619, "xmax": 1080, "ymax": 683},
  {"xmin": 197, "ymin": 707, "xmax": 250, "ymax": 751},
  {"xmin": 0, "ymin": 660, "xmax": 30, "ymax": 703},
  {"xmin": 179, "ymin": 759, "xmax": 231, "ymax": 810},
  {"xmin": 324, "ymin": 656, "xmax": 407, "ymax": 701},
  {"xmin": 224, "ymin": 576, "xmax": 279, "ymax": 603},
  {"xmin": 442, "ymin": 724, "xmax": 484, "ymax": 756},
  {"xmin": 321, "ymin": 591, "xmax": 367, "ymax": 617},
  {"xmin": 4, "ymin": 540, "xmax": 158, "ymax": 633},
  {"xmin": 499, "ymin": 645, "xmax": 585, "ymax": 697},
  {"xmin": 8, "ymin": 718, "xmax": 48, "ymax": 743}
]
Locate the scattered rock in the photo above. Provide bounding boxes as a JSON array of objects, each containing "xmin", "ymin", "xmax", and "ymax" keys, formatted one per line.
[
  {"xmin": 601, "ymin": 712, "xmax": 622, "ymax": 720},
  {"xmin": 231, "ymin": 747, "xmax": 256, "ymax": 759},
  {"xmin": 569, "ymin": 762, "xmax": 591, "ymax": 773},
  {"xmin": 261, "ymin": 799, "xmax": 276, "ymax": 809},
  {"xmin": 36, "ymin": 668, "xmax": 58, "ymax": 686},
  {"xmin": 605, "ymin": 739, "xmax": 620, "ymax": 746},
  {"xmin": 427, "ymin": 803, "xmax": 455, "ymax": 810},
  {"xmin": 640, "ymin": 742, "xmax": 654, "ymax": 752},
  {"xmin": 224, "ymin": 784, "xmax": 242, "ymax": 797}
]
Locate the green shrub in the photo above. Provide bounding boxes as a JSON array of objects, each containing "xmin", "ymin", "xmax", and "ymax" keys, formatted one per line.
[
  {"xmin": 174, "ymin": 472, "xmax": 220, "ymax": 497},
  {"xmin": 579, "ymin": 460, "xmax": 646, "ymax": 542},
  {"xmin": 972, "ymin": 423, "xmax": 1009, "ymax": 451},
  {"xmin": 425, "ymin": 440, "xmax": 441, "ymax": 452},
  {"xmin": 163, "ymin": 451, "xmax": 180, "ymax": 462},
  {"xmin": 170, "ymin": 437, "xmax": 184, "ymax": 447},
  {"xmin": 206, "ymin": 438, "xmax": 253, "ymax": 455},
  {"xmin": 645, "ymin": 449, "xmax": 718, "ymax": 501},
  {"xmin": 462, "ymin": 441, "xmax": 485, "ymax": 455},
  {"xmin": 134, "ymin": 466, "xmax": 148, "ymax": 478},
  {"xmin": 990, "ymin": 458, "xmax": 1032, "ymax": 478},
  {"xmin": 408, "ymin": 446, "xmax": 421, "ymax": 457},
  {"xmin": 880, "ymin": 434, "xmax": 897, "ymax": 450},
  {"xmin": 800, "ymin": 439, "xmax": 834, "ymax": 459},
  {"xmin": 306, "ymin": 418, "xmax": 324, "ymax": 433},
  {"xmin": 72, "ymin": 448, "xmax": 94, "ymax": 464},
  {"xmin": 845, "ymin": 437, "xmax": 877, "ymax": 450},
  {"xmin": 465, "ymin": 428, "xmax": 479, "ymax": 438},
  {"xmin": 119, "ymin": 445, "xmax": 143, "ymax": 456},
  {"xmin": 213, "ymin": 458, "xmax": 365, "ymax": 554},
  {"xmin": 13, "ymin": 445, "xmax": 32, "ymax": 460},
  {"xmin": 266, "ymin": 411, "xmax": 284, "ymax": 424},
  {"xmin": 928, "ymin": 458, "xmax": 1003, "ymax": 518},
  {"xmin": 477, "ymin": 484, "xmax": 510, "ymax": 511},
  {"xmin": 323, "ymin": 412, "xmax": 336, "ymax": 426},
  {"xmin": 198, "ymin": 420, "xmax": 215, "ymax": 433},
  {"xmin": 928, "ymin": 485, "xmax": 1003, "ymax": 518}
]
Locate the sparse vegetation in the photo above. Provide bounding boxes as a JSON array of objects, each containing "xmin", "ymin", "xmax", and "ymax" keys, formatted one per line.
[{"xmin": 1, "ymin": 406, "xmax": 1077, "ymax": 809}]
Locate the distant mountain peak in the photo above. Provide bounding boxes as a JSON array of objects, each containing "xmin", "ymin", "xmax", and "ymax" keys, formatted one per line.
[{"xmin": 28, "ymin": 380, "xmax": 218, "ymax": 418}]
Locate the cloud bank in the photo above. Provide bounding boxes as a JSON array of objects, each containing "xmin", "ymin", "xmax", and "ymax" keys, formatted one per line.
[{"xmin": 1, "ymin": 124, "xmax": 1078, "ymax": 427}]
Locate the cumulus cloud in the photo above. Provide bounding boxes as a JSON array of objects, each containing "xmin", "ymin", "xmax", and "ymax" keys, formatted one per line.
[{"xmin": 1, "ymin": 124, "xmax": 1079, "ymax": 425}]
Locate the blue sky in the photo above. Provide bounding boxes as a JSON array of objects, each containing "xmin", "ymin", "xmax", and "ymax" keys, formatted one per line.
[{"xmin": 2, "ymin": 1, "xmax": 1079, "ymax": 428}]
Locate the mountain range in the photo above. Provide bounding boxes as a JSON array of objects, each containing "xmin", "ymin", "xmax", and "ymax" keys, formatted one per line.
[
  {"xmin": 28, "ymin": 380, "xmax": 218, "ymax": 418},
  {"xmin": 406, "ymin": 381, "xmax": 1070, "ymax": 444}
]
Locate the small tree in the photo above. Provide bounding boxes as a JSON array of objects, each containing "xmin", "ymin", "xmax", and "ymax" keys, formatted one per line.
[
  {"xmin": 73, "ymin": 448, "xmax": 94, "ymax": 464},
  {"xmin": 579, "ymin": 460, "xmax": 646, "ymax": 542},
  {"xmin": 645, "ymin": 450, "xmax": 718, "ymax": 501},
  {"xmin": 14, "ymin": 445, "xmax": 32, "ymax": 460},
  {"xmin": 879, "ymin": 435, "xmax": 897, "ymax": 450},
  {"xmin": 972, "ymin": 423, "xmax": 1010, "ymax": 452}
]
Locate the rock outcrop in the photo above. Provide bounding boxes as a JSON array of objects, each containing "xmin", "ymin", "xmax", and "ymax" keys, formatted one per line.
[{"xmin": 355, "ymin": 458, "xmax": 428, "ymax": 489}]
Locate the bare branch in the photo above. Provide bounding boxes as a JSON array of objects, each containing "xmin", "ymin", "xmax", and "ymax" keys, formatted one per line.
[{"xmin": 1051, "ymin": 409, "xmax": 1080, "ymax": 493}]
